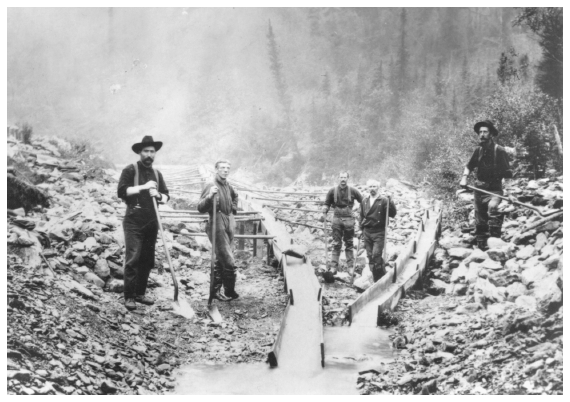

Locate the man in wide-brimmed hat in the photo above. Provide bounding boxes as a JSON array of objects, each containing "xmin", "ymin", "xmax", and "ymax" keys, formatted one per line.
[
  {"xmin": 117, "ymin": 136, "xmax": 170, "ymax": 311},
  {"xmin": 197, "ymin": 159, "xmax": 239, "ymax": 301},
  {"xmin": 460, "ymin": 121, "xmax": 512, "ymax": 250}
]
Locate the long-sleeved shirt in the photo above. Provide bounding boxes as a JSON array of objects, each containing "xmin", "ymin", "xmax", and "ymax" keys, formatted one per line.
[
  {"xmin": 197, "ymin": 175, "xmax": 238, "ymax": 216},
  {"xmin": 117, "ymin": 161, "xmax": 169, "ymax": 210},
  {"xmin": 323, "ymin": 185, "xmax": 363, "ymax": 213},
  {"xmin": 466, "ymin": 142, "xmax": 513, "ymax": 191},
  {"xmin": 359, "ymin": 195, "xmax": 397, "ymax": 231}
]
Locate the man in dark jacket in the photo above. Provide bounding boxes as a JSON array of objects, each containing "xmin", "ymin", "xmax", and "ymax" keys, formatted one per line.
[
  {"xmin": 117, "ymin": 136, "xmax": 169, "ymax": 311},
  {"xmin": 460, "ymin": 120, "xmax": 513, "ymax": 249},
  {"xmin": 358, "ymin": 179, "xmax": 397, "ymax": 282},
  {"xmin": 322, "ymin": 171, "xmax": 363, "ymax": 274},
  {"xmin": 198, "ymin": 160, "xmax": 239, "ymax": 301}
]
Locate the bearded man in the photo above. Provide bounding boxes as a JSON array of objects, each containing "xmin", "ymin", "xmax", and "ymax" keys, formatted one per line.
[{"xmin": 117, "ymin": 136, "xmax": 169, "ymax": 311}]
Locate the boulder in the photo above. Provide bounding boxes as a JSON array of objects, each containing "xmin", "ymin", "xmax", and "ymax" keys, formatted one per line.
[
  {"xmin": 505, "ymin": 282, "xmax": 527, "ymax": 302},
  {"xmin": 534, "ymin": 233, "xmax": 548, "ymax": 251},
  {"xmin": 94, "ymin": 259, "xmax": 111, "ymax": 280},
  {"xmin": 74, "ymin": 266, "xmax": 89, "ymax": 275},
  {"xmin": 521, "ymin": 264, "xmax": 548, "ymax": 287},
  {"xmin": 108, "ymin": 260, "xmax": 124, "ymax": 279},
  {"xmin": 450, "ymin": 263, "xmax": 468, "ymax": 283},
  {"xmin": 84, "ymin": 272, "xmax": 105, "ymax": 288},
  {"xmin": 475, "ymin": 277, "xmax": 504, "ymax": 303},
  {"xmin": 465, "ymin": 262, "xmax": 482, "ymax": 284},
  {"xmin": 83, "ymin": 237, "xmax": 98, "ymax": 251},
  {"xmin": 539, "ymin": 244, "xmax": 556, "ymax": 260},
  {"xmin": 429, "ymin": 279, "xmax": 449, "ymax": 294},
  {"xmin": 504, "ymin": 258, "xmax": 519, "ymax": 272},
  {"xmin": 515, "ymin": 295, "xmax": 538, "ymax": 311},
  {"xmin": 480, "ymin": 258, "xmax": 503, "ymax": 271},
  {"xmin": 487, "ymin": 248, "xmax": 507, "ymax": 262},
  {"xmin": 533, "ymin": 272, "xmax": 562, "ymax": 313},
  {"xmin": 487, "ymin": 237, "xmax": 508, "ymax": 249},
  {"xmin": 543, "ymin": 254, "xmax": 560, "ymax": 270},
  {"xmin": 106, "ymin": 278, "xmax": 124, "ymax": 293},
  {"xmin": 516, "ymin": 245, "xmax": 535, "ymax": 260},
  {"xmin": 464, "ymin": 248, "xmax": 487, "ymax": 264},
  {"xmin": 60, "ymin": 279, "xmax": 97, "ymax": 300},
  {"xmin": 448, "ymin": 247, "xmax": 473, "ymax": 259}
]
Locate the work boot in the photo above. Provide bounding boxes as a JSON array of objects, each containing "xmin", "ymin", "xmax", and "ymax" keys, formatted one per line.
[
  {"xmin": 124, "ymin": 298, "xmax": 136, "ymax": 311},
  {"xmin": 489, "ymin": 226, "xmax": 502, "ymax": 239},
  {"xmin": 476, "ymin": 236, "xmax": 488, "ymax": 251},
  {"xmin": 135, "ymin": 295, "xmax": 154, "ymax": 305},
  {"xmin": 213, "ymin": 287, "xmax": 231, "ymax": 302},
  {"xmin": 224, "ymin": 288, "xmax": 240, "ymax": 300}
]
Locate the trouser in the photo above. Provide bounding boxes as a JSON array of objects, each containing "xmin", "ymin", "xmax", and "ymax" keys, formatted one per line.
[
  {"xmin": 474, "ymin": 189, "xmax": 503, "ymax": 241},
  {"xmin": 363, "ymin": 228, "xmax": 386, "ymax": 282},
  {"xmin": 206, "ymin": 213, "xmax": 237, "ymax": 291},
  {"xmin": 331, "ymin": 215, "xmax": 355, "ymax": 270},
  {"xmin": 123, "ymin": 208, "xmax": 158, "ymax": 299}
]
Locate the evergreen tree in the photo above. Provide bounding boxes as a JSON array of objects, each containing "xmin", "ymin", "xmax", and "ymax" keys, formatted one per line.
[
  {"xmin": 514, "ymin": 7, "xmax": 563, "ymax": 99},
  {"xmin": 371, "ymin": 61, "xmax": 384, "ymax": 91},
  {"xmin": 321, "ymin": 71, "xmax": 331, "ymax": 97},
  {"xmin": 267, "ymin": 20, "xmax": 291, "ymax": 116}
]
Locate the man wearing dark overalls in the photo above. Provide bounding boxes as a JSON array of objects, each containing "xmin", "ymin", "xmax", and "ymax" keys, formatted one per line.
[
  {"xmin": 322, "ymin": 171, "xmax": 363, "ymax": 274},
  {"xmin": 460, "ymin": 120, "xmax": 513, "ymax": 250},
  {"xmin": 118, "ymin": 136, "xmax": 170, "ymax": 311}
]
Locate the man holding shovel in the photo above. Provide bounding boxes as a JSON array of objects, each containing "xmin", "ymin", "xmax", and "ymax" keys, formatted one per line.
[
  {"xmin": 118, "ymin": 136, "xmax": 170, "ymax": 311},
  {"xmin": 460, "ymin": 120, "xmax": 513, "ymax": 250},
  {"xmin": 358, "ymin": 180, "xmax": 397, "ymax": 283},
  {"xmin": 198, "ymin": 160, "xmax": 239, "ymax": 302}
]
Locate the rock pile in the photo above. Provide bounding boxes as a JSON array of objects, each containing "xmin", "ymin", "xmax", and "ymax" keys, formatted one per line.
[
  {"xmin": 357, "ymin": 176, "xmax": 563, "ymax": 395},
  {"xmin": 6, "ymin": 136, "xmax": 287, "ymax": 395}
]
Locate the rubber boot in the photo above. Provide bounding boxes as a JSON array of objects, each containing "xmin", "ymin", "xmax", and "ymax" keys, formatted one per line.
[
  {"xmin": 213, "ymin": 285, "xmax": 231, "ymax": 302},
  {"xmin": 329, "ymin": 249, "xmax": 340, "ymax": 274},
  {"xmin": 475, "ymin": 224, "xmax": 489, "ymax": 251},
  {"xmin": 488, "ymin": 216, "xmax": 502, "ymax": 239},
  {"xmin": 345, "ymin": 249, "xmax": 355, "ymax": 273},
  {"xmin": 224, "ymin": 278, "xmax": 240, "ymax": 300}
]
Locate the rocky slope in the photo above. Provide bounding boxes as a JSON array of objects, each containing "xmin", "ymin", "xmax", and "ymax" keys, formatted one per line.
[
  {"xmin": 7, "ymin": 136, "xmax": 286, "ymax": 395},
  {"xmin": 356, "ymin": 176, "xmax": 563, "ymax": 395}
]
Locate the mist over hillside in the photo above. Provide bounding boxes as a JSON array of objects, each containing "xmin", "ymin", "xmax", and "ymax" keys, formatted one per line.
[{"xmin": 8, "ymin": 8, "xmax": 553, "ymax": 185}]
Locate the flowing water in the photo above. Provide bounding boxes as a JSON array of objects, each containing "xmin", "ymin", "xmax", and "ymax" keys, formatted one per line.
[{"xmin": 172, "ymin": 326, "xmax": 396, "ymax": 394}]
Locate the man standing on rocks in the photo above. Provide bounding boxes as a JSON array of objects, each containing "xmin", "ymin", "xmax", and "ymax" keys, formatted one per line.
[
  {"xmin": 322, "ymin": 171, "xmax": 363, "ymax": 274},
  {"xmin": 118, "ymin": 136, "xmax": 170, "ymax": 311},
  {"xmin": 198, "ymin": 160, "xmax": 239, "ymax": 302},
  {"xmin": 460, "ymin": 120, "xmax": 513, "ymax": 250},
  {"xmin": 358, "ymin": 179, "xmax": 397, "ymax": 282}
]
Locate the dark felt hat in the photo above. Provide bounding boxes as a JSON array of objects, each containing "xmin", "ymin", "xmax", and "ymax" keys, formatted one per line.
[
  {"xmin": 132, "ymin": 136, "xmax": 163, "ymax": 154},
  {"xmin": 474, "ymin": 120, "xmax": 498, "ymax": 136}
]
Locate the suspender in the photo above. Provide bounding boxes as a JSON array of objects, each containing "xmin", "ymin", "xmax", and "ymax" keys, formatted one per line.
[
  {"xmin": 132, "ymin": 163, "xmax": 159, "ymax": 187},
  {"xmin": 333, "ymin": 185, "xmax": 352, "ymax": 206}
]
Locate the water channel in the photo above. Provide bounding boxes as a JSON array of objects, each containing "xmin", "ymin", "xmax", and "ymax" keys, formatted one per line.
[{"xmin": 172, "ymin": 326, "xmax": 396, "ymax": 395}]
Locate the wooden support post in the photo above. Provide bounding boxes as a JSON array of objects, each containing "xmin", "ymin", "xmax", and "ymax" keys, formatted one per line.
[
  {"xmin": 253, "ymin": 223, "xmax": 258, "ymax": 257},
  {"xmin": 238, "ymin": 222, "xmax": 245, "ymax": 250}
]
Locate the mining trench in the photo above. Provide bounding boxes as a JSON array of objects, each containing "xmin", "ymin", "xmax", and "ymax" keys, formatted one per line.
[{"xmin": 161, "ymin": 166, "xmax": 435, "ymax": 394}]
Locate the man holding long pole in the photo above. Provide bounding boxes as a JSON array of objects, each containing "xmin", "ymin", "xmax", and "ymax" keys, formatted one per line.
[
  {"xmin": 459, "ymin": 120, "xmax": 513, "ymax": 250},
  {"xmin": 322, "ymin": 171, "xmax": 363, "ymax": 274},
  {"xmin": 117, "ymin": 136, "xmax": 170, "ymax": 311},
  {"xmin": 198, "ymin": 160, "xmax": 239, "ymax": 301},
  {"xmin": 358, "ymin": 180, "xmax": 396, "ymax": 283}
]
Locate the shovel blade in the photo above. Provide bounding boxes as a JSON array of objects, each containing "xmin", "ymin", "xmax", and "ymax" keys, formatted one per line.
[{"xmin": 208, "ymin": 304, "xmax": 223, "ymax": 323}]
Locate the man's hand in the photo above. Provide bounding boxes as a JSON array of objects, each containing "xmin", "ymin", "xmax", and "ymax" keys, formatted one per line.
[
  {"xmin": 208, "ymin": 186, "xmax": 219, "ymax": 198},
  {"xmin": 356, "ymin": 230, "xmax": 363, "ymax": 238},
  {"xmin": 143, "ymin": 181, "xmax": 157, "ymax": 190},
  {"xmin": 149, "ymin": 188, "xmax": 160, "ymax": 199},
  {"xmin": 459, "ymin": 176, "xmax": 468, "ymax": 188},
  {"xmin": 320, "ymin": 214, "xmax": 327, "ymax": 223}
]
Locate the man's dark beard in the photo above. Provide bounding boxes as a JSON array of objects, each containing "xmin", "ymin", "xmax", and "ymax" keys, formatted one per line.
[{"xmin": 142, "ymin": 157, "xmax": 153, "ymax": 166}]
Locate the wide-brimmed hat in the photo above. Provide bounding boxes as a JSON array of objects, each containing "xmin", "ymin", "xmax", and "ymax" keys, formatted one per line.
[
  {"xmin": 132, "ymin": 136, "xmax": 163, "ymax": 154},
  {"xmin": 474, "ymin": 120, "xmax": 498, "ymax": 136}
]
